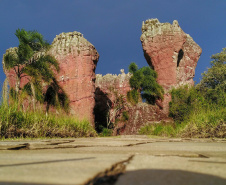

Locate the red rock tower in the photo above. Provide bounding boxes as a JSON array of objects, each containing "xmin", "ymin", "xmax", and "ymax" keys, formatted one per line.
[
  {"xmin": 140, "ymin": 19, "xmax": 202, "ymax": 113},
  {"xmin": 49, "ymin": 32, "xmax": 99, "ymax": 125},
  {"xmin": 3, "ymin": 32, "xmax": 99, "ymax": 125}
]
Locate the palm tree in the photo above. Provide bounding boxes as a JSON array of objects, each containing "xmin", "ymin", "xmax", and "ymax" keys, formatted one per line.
[{"xmin": 3, "ymin": 29, "xmax": 59, "ymax": 110}]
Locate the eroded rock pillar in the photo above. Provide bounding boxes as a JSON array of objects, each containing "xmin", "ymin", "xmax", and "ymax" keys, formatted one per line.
[
  {"xmin": 49, "ymin": 32, "xmax": 99, "ymax": 125},
  {"xmin": 140, "ymin": 19, "xmax": 202, "ymax": 113}
]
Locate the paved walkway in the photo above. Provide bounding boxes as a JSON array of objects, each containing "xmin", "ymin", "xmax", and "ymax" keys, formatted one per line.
[{"xmin": 0, "ymin": 136, "xmax": 225, "ymax": 185}]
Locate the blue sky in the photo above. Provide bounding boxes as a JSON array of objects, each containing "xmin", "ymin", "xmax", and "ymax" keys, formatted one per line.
[{"xmin": 0, "ymin": 0, "xmax": 226, "ymax": 87}]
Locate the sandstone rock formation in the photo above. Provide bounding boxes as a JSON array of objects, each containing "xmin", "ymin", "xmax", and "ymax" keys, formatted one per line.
[
  {"xmin": 95, "ymin": 70, "xmax": 131, "ymax": 100},
  {"xmin": 117, "ymin": 103, "xmax": 171, "ymax": 135},
  {"xmin": 95, "ymin": 70, "xmax": 131, "ymax": 127},
  {"xmin": 94, "ymin": 71, "xmax": 171, "ymax": 135},
  {"xmin": 2, "ymin": 20, "xmax": 201, "ymax": 132},
  {"xmin": 140, "ymin": 19, "xmax": 202, "ymax": 112},
  {"xmin": 49, "ymin": 32, "xmax": 99, "ymax": 124},
  {"xmin": 3, "ymin": 32, "xmax": 99, "ymax": 125}
]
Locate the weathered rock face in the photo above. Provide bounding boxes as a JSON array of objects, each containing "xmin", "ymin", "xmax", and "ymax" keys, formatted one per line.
[
  {"xmin": 116, "ymin": 103, "xmax": 172, "ymax": 135},
  {"xmin": 95, "ymin": 70, "xmax": 131, "ymax": 100},
  {"xmin": 94, "ymin": 70, "xmax": 131, "ymax": 127},
  {"xmin": 3, "ymin": 32, "xmax": 99, "ymax": 125},
  {"xmin": 49, "ymin": 32, "xmax": 99, "ymax": 124},
  {"xmin": 94, "ymin": 71, "xmax": 171, "ymax": 135},
  {"xmin": 141, "ymin": 19, "xmax": 202, "ymax": 112}
]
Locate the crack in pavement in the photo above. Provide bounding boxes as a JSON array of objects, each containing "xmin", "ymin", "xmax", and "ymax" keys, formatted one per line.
[
  {"xmin": 5, "ymin": 141, "xmax": 153, "ymax": 150},
  {"xmin": 8, "ymin": 144, "xmax": 93, "ymax": 150},
  {"xmin": 0, "ymin": 157, "xmax": 95, "ymax": 168},
  {"xmin": 153, "ymin": 153, "xmax": 209, "ymax": 158},
  {"xmin": 82, "ymin": 152, "xmax": 210, "ymax": 185},
  {"xmin": 124, "ymin": 141, "xmax": 152, "ymax": 147},
  {"xmin": 83, "ymin": 155, "xmax": 134, "ymax": 185}
]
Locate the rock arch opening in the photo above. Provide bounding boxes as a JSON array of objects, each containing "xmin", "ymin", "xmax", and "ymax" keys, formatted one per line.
[{"xmin": 177, "ymin": 49, "xmax": 184, "ymax": 67}]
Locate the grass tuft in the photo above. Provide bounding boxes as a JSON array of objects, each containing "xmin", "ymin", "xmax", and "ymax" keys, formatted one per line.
[
  {"xmin": 0, "ymin": 104, "xmax": 97, "ymax": 139},
  {"xmin": 139, "ymin": 106, "xmax": 225, "ymax": 138}
]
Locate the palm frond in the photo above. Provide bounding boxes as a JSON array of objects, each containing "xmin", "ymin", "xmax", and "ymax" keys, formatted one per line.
[{"xmin": 3, "ymin": 52, "xmax": 19, "ymax": 70}]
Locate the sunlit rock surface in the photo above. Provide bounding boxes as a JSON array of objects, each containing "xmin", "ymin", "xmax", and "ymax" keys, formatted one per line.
[
  {"xmin": 141, "ymin": 19, "xmax": 202, "ymax": 113},
  {"xmin": 49, "ymin": 32, "xmax": 99, "ymax": 125}
]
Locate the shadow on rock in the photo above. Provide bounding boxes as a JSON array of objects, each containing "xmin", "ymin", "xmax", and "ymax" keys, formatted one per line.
[{"xmin": 94, "ymin": 87, "xmax": 112, "ymax": 132}]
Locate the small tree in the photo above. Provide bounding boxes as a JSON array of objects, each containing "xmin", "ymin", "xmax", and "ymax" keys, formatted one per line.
[
  {"xmin": 197, "ymin": 48, "xmax": 226, "ymax": 106},
  {"xmin": 3, "ymin": 29, "xmax": 59, "ymax": 110},
  {"xmin": 128, "ymin": 62, "xmax": 164, "ymax": 104}
]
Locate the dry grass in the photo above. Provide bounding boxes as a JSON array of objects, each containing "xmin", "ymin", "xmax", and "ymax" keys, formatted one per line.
[{"xmin": 0, "ymin": 104, "xmax": 97, "ymax": 139}]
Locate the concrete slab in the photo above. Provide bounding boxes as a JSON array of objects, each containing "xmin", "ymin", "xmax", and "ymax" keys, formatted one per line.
[
  {"xmin": 116, "ymin": 155, "xmax": 226, "ymax": 185},
  {"xmin": 0, "ymin": 137, "xmax": 225, "ymax": 185},
  {"xmin": 0, "ymin": 149, "xmax": 130, "ymax": 185}
]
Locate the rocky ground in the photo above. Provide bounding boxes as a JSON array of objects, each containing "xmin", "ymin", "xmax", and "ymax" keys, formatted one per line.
[{"xmin": 0, "ymin": 136, "xmax": 225, "ymax": 185}]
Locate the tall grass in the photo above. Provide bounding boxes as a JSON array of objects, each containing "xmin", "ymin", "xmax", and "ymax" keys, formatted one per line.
[
  {"xmin": 139, "ymin": 101, "xmax": 226, "ymax": 138},
  {"xmin": 178, "ymin": 105, "xmax": 226, "ymax": 138},
  {"xmin": 0, "ymin": 104, "xmax": 97, "ymax": 139}
]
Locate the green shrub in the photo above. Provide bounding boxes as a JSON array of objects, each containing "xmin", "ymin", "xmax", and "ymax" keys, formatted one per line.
[
  {"xmin": 128, "ymin": 62, "xmax": 164, "ymax": 105},
  {"xmin": 99, "ymin": 128, "xmax": 113, "ymax": 137},
  {"xmin": 139, "ymin": 122, "xmax": 176, "ymax": 137},
  {"xmin": 122, "ymin": 111, "xmax": 129, "ymax": 121},
  {"xmin": 127, "ymin": 89, "xmax": 140, "ymax": 105},
  {"xmin": 197, "ymin": 48, "xmax": 226, "ymax": 107},
  {"xmin": 169, "ymin": 86, "xmax": 205, "ymax": 122},
  {"xmin": 139, "ymin": 48, "xmax": 226, "ymax": 138},
  {"xmin": 178, "ymin": 105, "xmax": 226, "ymax": 138}
]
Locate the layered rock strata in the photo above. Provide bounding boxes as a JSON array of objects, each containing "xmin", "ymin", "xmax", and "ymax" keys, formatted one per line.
[
  {"xmin": 140, "ymin": 19, "xmax": 202, "ymax": 112},
  {"xmin": 49, "ymin": 32, "xmax": 99, "ymax": 124}
]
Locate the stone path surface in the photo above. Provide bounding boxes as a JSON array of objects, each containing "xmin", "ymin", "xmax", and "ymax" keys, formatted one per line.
[{"xmin": 0, "ymin": 136, "xmax": 225, "ymax": 185}]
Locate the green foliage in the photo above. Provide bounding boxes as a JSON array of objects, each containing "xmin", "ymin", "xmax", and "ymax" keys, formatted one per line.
[
  {"xmin": 129, "ymin": 62, "xmax": 138, "ymax": 73},
  {"xmin": 99, "ymin": 128, "xmax": 113, "ymax": 137},
  {"xmin": 122, "ymin": 111, "xmax": 129, "ymax": 121},
  {"xmin": 146, "ymin": 48, "xmax": 226, "ymax": 138},
  {"xmin": 127, "ymin": 89, "xmax": 139, "ymax": 105},
  {"xmin": 139, "ymin": 122, "xmax": 176, "ymax": 137},
  {"xmin": 179, "ymin": 105, "xmax": 226, "ymax": 138},
  {"xmin": 197, "ymin": 48, "xmax": 226, "ymax": 106},
  {"xmin": 22, "ymin": 81, "xmax": 44, "ymax": 103},
  {"xmin": 128, "ymin": 62, "xmax": 164, "ymax": 104},
  {"xmin": 170, "ymin": 48, "xmax": 226, "ymax": 123},
  {"xmin": 3, "ymin": 29, "xmax": 67, "ymax": 112},
  {"xmin": 167, "ymin": 85, "xmax": 226, "ymax": 138},
  {"xmin": 139, "ymin": 106, "xmax": 226, "ymax": 138},
  {"xmin": 44, "ymin": 78, "xmax": 70, "ymax": 113},
  {"xmin": 9, "ymin": 88, "xmax": 17, "ymax": 101},
  {"xmin": 0, "ymin": 104, "xmax": 96, "ymax": 138},
  {"xmin": 169, "ymin": 86, "xmax": 205, "ymax": 122}
]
